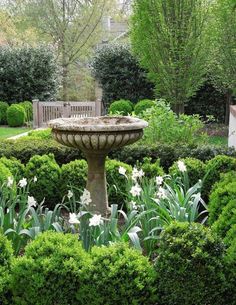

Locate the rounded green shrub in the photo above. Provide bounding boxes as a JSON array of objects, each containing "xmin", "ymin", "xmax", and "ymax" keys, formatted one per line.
[
  {"xmin": 208, "ymin": 171, "xmax": 236, "ymax": 225},
  {"xmin": 155, "ymin": 222, "xmax": 226, "ymax": 305},
  {"xmin": 25, "ymin": 154, "xmax": 61, "ymax": 206},
  {"xmin": 134, "ymin": 99, "xmax": 155, "ymax": 115},
  {"xmin": 224, "ymin": 224, "xmax": 236, "ymax": 247},
  {"xmin": 0, "ymin": 157, "xmax": 25, "ymax": 182},
  {"xmin": 10, "ymin": 231, "xmax": 89, "ymax": 305},
  {"xmin": 19, "ymin": 101, "xmax": 33, "ymax": 123},
  {"xmin": 203, "ymin": 155, "xmax": 236, "ymax": 198},
  {"xmin": 106, "ymin": 159, "xmax": 132, "ymax": 208},
  {"xmin": 0, "ymin": 163, "xmax": 13, "ymax": 185},
  {"xmin": 0, "ymin": 233, "xmax": 13, "ymax": 302},
  {"xmin": 6, "ymin": 104, "xmax": 25, "ymax": 127},
  {"xmin": 224, "ymin": 239, "xmax": 236, "ymax": 305},
  {"xmin": 169, "ymin": 157, "xmax": 206, "ymax": 185},
  {"xmin": 212, "ymin": 199, "xmax": 236, "ymax": 240},
  {"xmin": 0, "ymin": 101, "xmax": 9, "ymax": 125},
  {"xmin": 77, "ymin": 243, "xmax": 157, "ymax": 305},
  {"xmin": 60, "ymin": 159, "xmax": 88, "ymax": 200},
  {"xmin": 139, "ymin": 157, "xmax": 164, "ymax": 178},
  {"xmin": 109, "ymin": 99, "xmax": 133, "ymax": 115}
]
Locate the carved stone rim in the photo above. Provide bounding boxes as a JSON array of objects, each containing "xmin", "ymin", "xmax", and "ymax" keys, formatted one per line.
[{"xmin": 48, "ymin": 116, "xmax": 148, "ymax": 132}]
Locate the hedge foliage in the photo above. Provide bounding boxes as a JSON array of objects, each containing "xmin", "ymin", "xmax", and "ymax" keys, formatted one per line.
[
  {"xmin": 169, "ymin": 157, "xmax": 206, "ymax": 185},
  {"xmin": 0, "ymin": 101, "xmax": 9, "ymax": 125},
  {"xmin": 0, "ymin": 157, "xmax": 25, "ymax": 182},
  {"xmin": 155, "ymin": 222, "xmax": 226, "ymax": 305},
  {"xmin": 108, "ymin": 99, "xmax": 133, "ymax": 115},
  {"xmin": 91, "ymin": 44, "xmax": 154, "ymax": 107},
  {"xmin": 0, "ymin": 233, "xmax": 13, "ymax": 301},
  {"xmin": 0, "ymin": 46, "xmax": 59, "ymax": 103},
  {"xmin": 0, "ymin": 137, "xmax": 235, "ymax": 172},
  {"xmin": 208, "ymin": 171, "xmax": 236, "ymax": 224},
  {"xmin": 25, "ymin": 154, "xmax": 61, "ymax": 206},
  {"xmin": 134, "ymin": 99, "xmax": 155, "ymax": 115},
  {"xmin": 10, "ymin": 232, "xmax": 90, "ymax": 305},
  {"xmin": 6, "ymin": 104, "xmax": 25, "ymax": 127},
  {"xmin": 77, "ymin": 243, "xmax": 157, "ymax": 305},
  {"xmin": 204, "ymin": 155, "xmax": 236, "ymax": 199}
]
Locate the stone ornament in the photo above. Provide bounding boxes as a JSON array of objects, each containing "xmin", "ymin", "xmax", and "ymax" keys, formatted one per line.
[{"xmin": 49, "ymin": 116, "xmax": 148, "ymax": 215}]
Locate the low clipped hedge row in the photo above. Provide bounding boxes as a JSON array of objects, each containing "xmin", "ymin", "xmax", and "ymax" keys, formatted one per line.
[
  {"xmin": 0, "ymin": 222, "xmax": 235, "ymax": 305},
  {"xmin": 1, "ymin": 151, "xmax": 236, "ymax": 208},
  {"xmin": 0, "ymin": 137, "xmax": 235, "ymax": 170}
]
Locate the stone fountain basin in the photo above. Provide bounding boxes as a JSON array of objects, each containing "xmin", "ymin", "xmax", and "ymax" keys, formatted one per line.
[{"xmin": 49, "ymin": 116, "xmax": 148, "ymax": 153}]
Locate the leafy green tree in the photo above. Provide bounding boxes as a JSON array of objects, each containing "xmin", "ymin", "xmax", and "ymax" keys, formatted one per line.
[
  {"xmin": 6, "ymin": 0, "xmax": 112, "ymax": 101},
  {"xmin": 211, "ymin": 0, "xmax": 236, "ymax": 124},
  {"xmin": 131, "ymin": 0, "xmax": 211, "ymax": 114}
]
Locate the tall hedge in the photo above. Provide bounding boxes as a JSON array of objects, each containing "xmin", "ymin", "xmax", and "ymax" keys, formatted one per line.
[
  {"xmin": 0, "ymin": 46, "xmax": 59, "ymax": 103},
  {"xmin": 91, "ymin": 44, "xmax": 154, "ymax": 108}
]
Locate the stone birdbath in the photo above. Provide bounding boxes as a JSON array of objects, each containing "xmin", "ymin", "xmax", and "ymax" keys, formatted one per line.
[{"xmin": 49, "ymin": 116, "xmax": 148, "ymax": 215}]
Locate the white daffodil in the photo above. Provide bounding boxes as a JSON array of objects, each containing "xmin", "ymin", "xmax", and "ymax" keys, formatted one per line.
[
  {"xmin": 18, "ymin": 178, "xmax": 27, "ymax": 188},
  {"xmin": 89, "ymin": 214, "xmax": 103, "ymax": 227},
  {"xmin": 67, "ymin": 190, "xmax": 73, "ymax": 199},
  {"xmin": 69, "ymin": 213, "xmax": 80, "ymax": 224},
  {"xmin": 80, "ymin": 189, "xmax": 92, "ymax": 206},
  {"xmin": 7, "ymin": 177, "xmax": 14, "ymax": 188},
  {"xmin": 132, "ymin": 167, "xmax": 145, "ymax": 182},
  {"xmin": 177, "ymin": 160, "xmax": 187, "ymax": 172},
  {"xmin": 28, "ymin": 196, "xmax": 37, "ymax": 208},
  {"xmin": 33, "ymin": 176, "xmax": 37, "ymax": 183},
  {"xmin": 130, "ymin": 184, "xmax": 142, "ymax": 197},
  {"xmin": 156, "ymin": 176, "xmax": 163, "ymax": 186},
  {"xmin": 156, "ymin": 187, "xmax": 167, "ymax": 199},
  {"xmin": 130, "ymin": 200, "xmax": 138, "ymax": 210},
  {"xmin": 118, "ymin": 166, "xmax": 127, "ymax": 176}
]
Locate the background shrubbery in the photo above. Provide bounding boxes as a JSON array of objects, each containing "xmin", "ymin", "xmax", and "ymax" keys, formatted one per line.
[
  {"xmin": 0, "ymin": 46, "xmax": 59, "ymax": 103},
  {"xmin": 91, "ymin": 44, "xmax": 154, "ymax": 108}
]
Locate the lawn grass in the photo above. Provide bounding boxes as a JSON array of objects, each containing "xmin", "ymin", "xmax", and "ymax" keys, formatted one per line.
[
  {"xmin": 0, "ymin": 126, "xmax": 31, "ymax": 140},
  {"xmin": 208, "ymin": 135, "xmax": 228, "ymax": 146}
]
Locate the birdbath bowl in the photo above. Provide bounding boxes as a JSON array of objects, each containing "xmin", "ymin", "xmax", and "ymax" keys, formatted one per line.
[{"xmin": 49, "ymin": 116, "xmax": 148, "ymax": 215}]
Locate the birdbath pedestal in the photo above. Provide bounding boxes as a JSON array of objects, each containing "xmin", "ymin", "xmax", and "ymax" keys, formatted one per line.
[{"xmin": 49, "ymin": 116, "xmax": 148, "ymax": 216}]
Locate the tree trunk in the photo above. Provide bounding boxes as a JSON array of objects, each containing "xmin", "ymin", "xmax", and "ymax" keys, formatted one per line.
[
  {"xmin": 225, "ymin": 89, "xmax": 233, "ymax": 125},
  {"xmin": 173, "ymin": 103, "xmax": 185, "ymax": 115},
  {"xmin": 62, "ymin": 62, "xmax": 68, "ymax": 101}
]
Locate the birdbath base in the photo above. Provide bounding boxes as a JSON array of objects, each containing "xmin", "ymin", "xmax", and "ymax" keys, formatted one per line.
[{"xmin": 86, "ymin": 152, "xmax": 109, "ymax": 215}]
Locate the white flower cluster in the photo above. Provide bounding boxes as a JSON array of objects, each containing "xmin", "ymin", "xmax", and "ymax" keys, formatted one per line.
[
  {"xmin": 131, "ymin": 167, "xmax": 144, "ymax": 182},
  {"xmin": 130, "ymin": 184, "xmax": 142, "ymax": 197},
  {"xmin": 80, "ymin": 189, "xmax": 92, "ymax": 206},
  {"xmin": 177, "ymin": 160, "xmax": 187, "ymax": 172}
]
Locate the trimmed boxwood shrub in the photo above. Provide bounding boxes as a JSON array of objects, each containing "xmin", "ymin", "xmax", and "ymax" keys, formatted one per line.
[
  {"xmin": 139, "ymin": 157, "xmax": 165, "ymax": 178},
  {"xmin": 106, "ymin": 159, "xmax": 132, "ymax": 208},
  {"xmin": 169, "ymin": 157, "xmax": 206, "ymax": 185},
  {"xmin": 6, "ymin": 104, "xmax": 25, "ymax": 127},
  {"xmin": 10, "ymin": 232, "xmax": 90, "ymax": 305},
  {"xmin": 25, "ymin": 154, "xmax": 61, "ymax": 206},
  {"xmin": 77, "ymin": 243, "xmax": 157, "ymax": 305},
  {"xmin": 212, "ymin": 199, "xmax": 236, "ymax": 240},
  {"xmin": 224, "ymin": 239, "xmax": 236, "ymax": 305},
  {"xmin": 0, "ymin": 101, "xmax": 9, "ymax": 125},
  {"xmin": 0, "ymin": 138, "xmax": 83, "ymax": 165},
  {"xmin": 60, "ymin": 159, "xmax": 88, "ymax": 200},
  {"xmin": 224, "ymin": 224, "xmax": 236, "ymax": 247},
  {"xmin": 109, "ymin": 99, "xmax": 133, "ymax": 115},
  {"xmin": 0, "ymin": 157, "xmax": 24, "ymax": 182},
  {"xmin": 208, "ymin": 171, "xmax": 236, "ymax": 225},
  {"xmin": 155, "ymin": 222, "xmax": 226, "ymax": 305},
  {"xmin": 0, "ymin": 233, "xmax": 13, "ymax": 301},
  {"xmin": 0, "ymin": 162, "xmax": 12, "ymax": 185},
  {"xmin": 134, "ymin": 99, "xmax": 155, "ymax": 115},
  {"xmin": 203, "ymin": 155, "xmax": 236, "ymax": 198}
]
